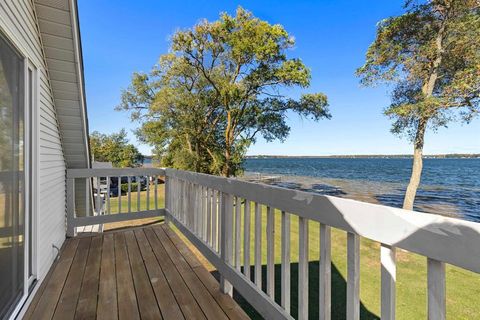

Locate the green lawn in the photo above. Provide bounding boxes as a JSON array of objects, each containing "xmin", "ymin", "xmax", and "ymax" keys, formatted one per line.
[
  {"xmin": 230, "ymin": 205, "xmax": 480, "ymax": 319},
  {"xmin": 111, "ymin": 188, "xmax": 480, "ymax": 319},
  {"xmin": 108, "ymin": 184, "xmax": 165, "ymax": 214}
]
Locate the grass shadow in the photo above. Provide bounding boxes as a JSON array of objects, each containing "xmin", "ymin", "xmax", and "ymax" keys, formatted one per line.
[{"xmin": 212, "ymin": 261, "xmax": 379, "ymax": 319}]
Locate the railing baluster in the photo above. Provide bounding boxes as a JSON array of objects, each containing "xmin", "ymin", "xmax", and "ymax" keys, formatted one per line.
[
  {"xmin": 155, "ymin": 175, "xmax": 158, "ymax": 210},
  {"xmin": 86, "ymin": 179, "xmax": 90, "ymax": 217},
  {"xmin": 298, "ymin": 217, "xmax": 309, "ymax": 320},
  {"xmin": 137, "ymin": 176, "xmax": 140, "ymax": 212},
  {"xmin": 428, "ymin": 258, "xmax": 446, "ymax": 320},
  {"xmin": 347, "ymin": 232, "xmax": 360, "ymax": 320},
  {"xmin": 198, "ymin": 185, "xmax": 203, "ymax": 238},
  {"xmin": 96, "ymin": 176, "xmax": 101, "ymax": 215},
  {"xmin": 127, "ymin": 176, "xmax": 131, "ymax": 213},
  {"xmin": 146, "ymin": 176, "xmax": 150, "ymax": 211},
  {"xmin": 118, "ymin": 176, "xmax": 121, "ymax": 213},
  {"xmin": 66, "ymin": 177, "xmax": 75, "ymax": 237},
  {"xmin": 244, "ymin": 200, "xmax": 251, "ymax": 280},
  {"xmin": 164, "ymin": 175, "xmax": 170, "ymax": 225},
  {"xmin": 203, "ymin": 186, "xmax": 207, "ymax": 240},
  {"xmin": 254, "ymin": 202, "xmax": 262, "ymax": 289},
  {"xmin": 381, "ymin": 244, "xmax": 396, "ymax": 320},
  {"xmin": 195, "ymin": 184, "xmax": 201, "ymax": 236},
  {"xmin": 281, "ymin": 211, "xmax": 290, "ymax": 313},
  {"xmin": 188, "ymin": 182, "xmax": 193, "ymax": 229},
  {"xmin": 319, "ymin": 223, "xmax": 331, "ymax": 320},
  {"xmin": 235, "ymin": 197, "xmax": 242, "ymax": 271},
  {"xmin": 220, "ymin": 192, "xmax": 234, "ymax": 296},
  {"xmin": 212, "ymin": 190, "xmax": 218, "ymax": 251},
  {"xmin": 266, "ymin": 206, "xmax": 275, "ymax": 298},
  {"xmin": 207, "ymin": 188, "xmax": 212, "ymax": 245},
  {"xmin": 106, "ymin": 176, "xmax": 110, "ymax": 215}
]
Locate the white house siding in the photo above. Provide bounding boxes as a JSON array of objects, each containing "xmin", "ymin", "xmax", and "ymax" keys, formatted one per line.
[{"xmin": 0, "ymin": 0, "xmax": 67, "ymax": 280}]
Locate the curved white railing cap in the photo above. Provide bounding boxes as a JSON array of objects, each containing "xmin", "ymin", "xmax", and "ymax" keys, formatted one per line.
[{"xmin": 166, "ymin": 168, "xmax": 480, "ymax": 273}]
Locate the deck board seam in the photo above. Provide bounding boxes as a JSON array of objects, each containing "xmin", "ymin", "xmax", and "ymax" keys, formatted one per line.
[
  {"xmin": 153, "ymin": 226, "xmax": 229, "ymax": 320},
  {"xmin": 162, "ymin": 225, "xmax": 249, "ymax": 319},
  {"xmin": 133, "ymin": 228, "xmax": 185, "ymax": 320},
  {"xmin": 114, "ymin": 232, "xmax": 141, "ymax": 320},
  {"xmin": 31, "ymin": 238, "xmax": 80, "ymax": 319},
  {"xmin": 142, "ymin": 227, "xmax": 193, "ymax": 320},
  {"xmin": 144, "ymin": 227, "xmax": 207, "ymax": 320},
  {"xmin": 53, "ymin": 237, "xmax": 92, "ymax": 320}
]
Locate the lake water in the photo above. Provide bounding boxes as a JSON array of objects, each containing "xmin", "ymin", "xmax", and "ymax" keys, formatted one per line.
[{"xmin": 244, "ymin": 157, "xmax": 480, "ymax": 222}]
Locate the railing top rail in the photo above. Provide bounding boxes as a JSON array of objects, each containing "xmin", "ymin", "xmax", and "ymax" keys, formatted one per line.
[
  {"xmin": 67, "ymin": 167, "xmax": 166, "ymax": 178},
  {"xmin": 166, "ymin": 168, "xmax": 480, "ymax": 273}
]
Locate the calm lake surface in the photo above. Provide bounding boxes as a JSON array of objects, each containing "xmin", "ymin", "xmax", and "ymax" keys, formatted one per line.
[{"xmin": 244, "ymin": 157, "xmax": 480, "ymax": 222}]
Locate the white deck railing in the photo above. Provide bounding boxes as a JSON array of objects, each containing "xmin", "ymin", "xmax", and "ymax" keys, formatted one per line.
[
  {"xmin": 164, "ymin": 168, "xmax": 480, "ymax": 320},
  {"xmin": 66, "ymin": 168, "xmax": 166, "ymax": 236},
  {"xmin": 66, "ymin": 167, "xmax": 480, "ymax": 320}
]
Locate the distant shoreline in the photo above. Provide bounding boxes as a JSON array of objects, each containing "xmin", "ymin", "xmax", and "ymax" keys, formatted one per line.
[{"xmin": 246, "ymin": 153, "xmax": 480, "ymax": 159}]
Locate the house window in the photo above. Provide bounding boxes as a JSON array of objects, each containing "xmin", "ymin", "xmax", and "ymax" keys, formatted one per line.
[{"xmin": 0, "ymin": 31, "xmax": 25, "ymax": 319}]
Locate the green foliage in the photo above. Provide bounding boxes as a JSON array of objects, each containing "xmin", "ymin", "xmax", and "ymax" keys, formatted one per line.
[
  {"xmin": 357, "ymin": 0, "xmax": 480, "ymax": 142},
  {"xmin": 90, "ymin": 129, "xmax": 144, "ymax": 167},
  {"xmin": 120, "ymin": 182, "xmax": 143, "ymax": 194},
  {"xmin": 118, "ymin": 7, "xmax": 330, "ymax": 176}
]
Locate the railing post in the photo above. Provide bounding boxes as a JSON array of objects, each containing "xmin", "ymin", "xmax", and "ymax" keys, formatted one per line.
[
  {"xmin": 381, "ymin": 244, "xmax": 396, "ymax": 320},
  {"xmin": 164, "ymin": 174, "xmax": 171, "ymax": 225},
  {"xmin": 220, "ymin": 192, "xmax": 233, "ymax": 296},
  {"xmin": 347, "ymin": 232, "xmax": 360, "ymax": 320},
  {"xmin": 428, "ymin": 258, "xmax": 446, "ymax": 320},
  {"xmin": 66, "ymin": 177, "xmax": 76, "ymax": 237}
]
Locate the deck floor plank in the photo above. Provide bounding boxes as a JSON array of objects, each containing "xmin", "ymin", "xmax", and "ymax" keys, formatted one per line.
[
  {"xmin": 75, "ymin": 236, "xmax": 103, "ymax": 320},
  {"xmin": 124, "ymin": 230, "xmax": 163, "ymax": 320},
  {"xmin": 52, "ymin": 237, "xmax": 91, "ymax": 320},
  {"xmin": 114, "ymin": 232, "xmax": 140, "ymax": 320},
  {"xmin": 144, "ymin": 227, "xmax": 207, "ymax": 320},
  {"xmin": 154, "ymin": 226, "xmax": 229, "ymax": 320},
  {"xmin": 163, "ymin": 226, "xmax": 250, "ymax": 320},
  {"xmin": 26, "ymin": 239, "xmax": 80, "ymax": 320},
  {"xmin": 23, "ymin": 224, "xmax": 248, "ymax": 320},
  {"xmin": 134, "ymin": 229, "xmax": 185, "ymax": 320}
]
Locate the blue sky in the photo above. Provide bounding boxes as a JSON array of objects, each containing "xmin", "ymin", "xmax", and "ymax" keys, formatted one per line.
[{"xmin": 78, "ymin": 0, "xmax": 480, "ymax": 156}]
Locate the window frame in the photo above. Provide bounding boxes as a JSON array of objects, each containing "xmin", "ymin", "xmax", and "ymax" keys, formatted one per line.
[{"xmin": 0, "ymin": 25, "xmax": 40, "ymax": 320}]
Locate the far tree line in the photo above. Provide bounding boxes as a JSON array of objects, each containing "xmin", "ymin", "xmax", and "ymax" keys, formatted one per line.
[{"xmin": 93, "ymin": 1, "xmax": 479, "ymax": 211}]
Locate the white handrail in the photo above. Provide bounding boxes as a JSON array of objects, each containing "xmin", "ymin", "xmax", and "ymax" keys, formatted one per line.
[
  {"xmin": 165, "ymin": 168, "xmax": 480, "ymax": 320},
  {"xmin": 66, "ymin": 168, "xmax": 165, "ymax": 237}
]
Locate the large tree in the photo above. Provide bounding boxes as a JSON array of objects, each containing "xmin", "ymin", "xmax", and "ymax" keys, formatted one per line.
[
  {"xmin": 90, "ymin": 129, "xmax": 144, "ymax": 168},
  {"xmin": 357, "ymin": 0, "xmax": 480, "ymax": 210},
  {"xmin": 118, "ymin": 7, "xmax": 330, "ymax": 176}
]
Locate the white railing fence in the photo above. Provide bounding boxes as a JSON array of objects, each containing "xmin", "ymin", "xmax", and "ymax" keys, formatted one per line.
[
  {"xmin": 164, "ymin": 168, "xmax": 480, "ymax": 320},
  {"xmin": 66, "ymin": 168, "xmax": 165, "ymax": 236}
]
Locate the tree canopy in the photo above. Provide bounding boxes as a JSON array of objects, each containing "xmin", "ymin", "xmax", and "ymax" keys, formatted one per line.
[
  {"xmin": 357, "ymin": 0, "xmax": 480, "ymax": 209},
  {"xmin": 90, "ymin": 129, "xmax": 144, "ymax": 168},
  {"xmin": 118, "ymin": 7, "xmax": 330, "ymax": 176}
]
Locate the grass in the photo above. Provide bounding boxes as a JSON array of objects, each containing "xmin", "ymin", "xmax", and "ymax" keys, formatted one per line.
[
  {"xmin": 111, "ymin": 187, "xmax": 480, "ymax": 319},
  {"xmin": 108, "ymin": 184, "xmax": 165, "ymax": 214}
]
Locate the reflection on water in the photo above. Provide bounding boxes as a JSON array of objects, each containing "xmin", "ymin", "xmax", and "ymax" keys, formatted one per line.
[{"xmin": 243, "ymin": 158, "xmax": 480, "ymax": 222}]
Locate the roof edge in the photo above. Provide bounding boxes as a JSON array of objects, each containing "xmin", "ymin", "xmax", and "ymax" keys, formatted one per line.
[{"xmin": 69, "ymin": 0, "xmax": 91, "ymax": 168}]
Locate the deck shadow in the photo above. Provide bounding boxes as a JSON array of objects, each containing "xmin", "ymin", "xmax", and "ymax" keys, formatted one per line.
[{"xmin": 212, "ymin": 261, "xmax": 379, "ymax": 319}]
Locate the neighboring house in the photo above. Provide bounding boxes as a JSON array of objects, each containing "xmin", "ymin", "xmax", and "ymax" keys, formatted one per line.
[{"xmin": 0, "ymin": 1, "xmax": 89, "ymax": 318}]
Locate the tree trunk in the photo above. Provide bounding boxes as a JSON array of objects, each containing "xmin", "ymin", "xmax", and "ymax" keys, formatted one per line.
[
  {"xmin": 403, "ymin": 120, "xmax": 427, "ymax": 210},
  {"xmin": 222, "ymin": 110, "xmax": 233, "ymax": 177},
  {"xmin": 403, "ymin": 10, "xmax": 448, "ymax": 210},
  {"xmin": 223, "ymin": 147, "xmax": 231, "ymax": 177}
]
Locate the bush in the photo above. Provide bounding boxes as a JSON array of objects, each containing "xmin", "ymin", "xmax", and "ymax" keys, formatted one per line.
[{"xmin": 120, "ymin": 182, "xmax": 141, "ymax": 194}]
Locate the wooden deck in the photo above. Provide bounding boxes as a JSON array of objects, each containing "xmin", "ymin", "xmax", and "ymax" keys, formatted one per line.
[{"xmin": 23, "ymin": 224, "xmax": 249, "ymax": 320}]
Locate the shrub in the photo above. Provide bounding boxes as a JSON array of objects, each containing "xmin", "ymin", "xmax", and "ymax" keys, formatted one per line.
[{"xmin": 120, "ymin": 182, "xmax": 141, "ymax": 194}]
